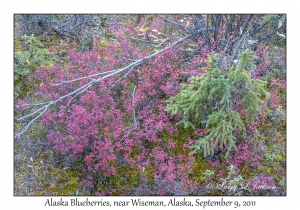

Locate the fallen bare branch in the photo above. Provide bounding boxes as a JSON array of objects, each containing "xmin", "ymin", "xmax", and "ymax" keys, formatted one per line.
[
  {"xmin": 51, "ymin": 69, "xmax": 118, "ymax": 86},
  {"xmin": 15, "ymin": 34, "xmax": 194, "ymax": 138}
]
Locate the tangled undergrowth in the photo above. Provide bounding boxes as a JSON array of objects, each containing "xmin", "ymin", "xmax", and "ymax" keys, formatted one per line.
[{"xmin": 14, "ymin": 14, "xmax": 286, "ymax": 196}]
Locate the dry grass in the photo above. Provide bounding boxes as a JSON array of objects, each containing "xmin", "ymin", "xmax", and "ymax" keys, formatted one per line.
[{"xmin": 14, "ymin": 130, "xmax": 88, "ymax": 196}]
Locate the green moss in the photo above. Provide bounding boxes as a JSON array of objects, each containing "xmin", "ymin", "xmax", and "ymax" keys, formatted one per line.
[{"xmin": 161, "ymin": 127, "xmax": 213, "ymax": 185}]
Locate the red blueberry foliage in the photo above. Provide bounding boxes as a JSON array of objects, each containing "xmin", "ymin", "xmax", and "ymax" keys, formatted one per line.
[{"xmin": 17, "ymin": 16, "xmax": 286, "ymax": 195}]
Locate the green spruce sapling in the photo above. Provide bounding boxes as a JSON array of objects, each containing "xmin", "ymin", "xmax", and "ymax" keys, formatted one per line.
[{"xmin": 166, "ymin": 50, "xmax": 270, "ymax": 158}]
